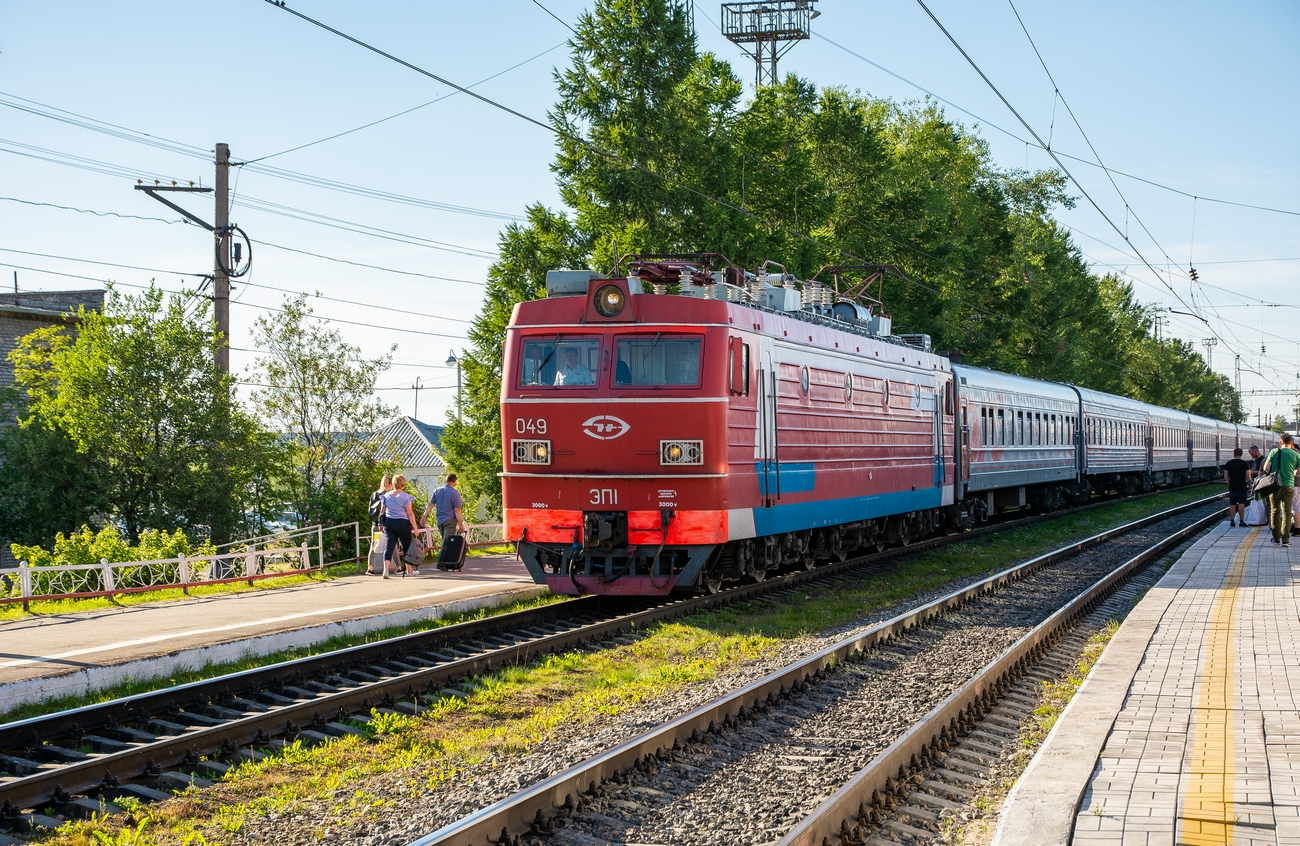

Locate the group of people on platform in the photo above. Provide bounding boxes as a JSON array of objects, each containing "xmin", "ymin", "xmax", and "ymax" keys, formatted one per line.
[
  {"xmin": 1223, "ymin": 433, "xmax": 1300, "ymax": 546},
  {"xmin": 367, "ymin": 473, "xmax": 468, "ymax": 578}
]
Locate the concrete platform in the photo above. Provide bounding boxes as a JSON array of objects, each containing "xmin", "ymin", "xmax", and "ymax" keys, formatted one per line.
[
  {"xmin": 0, "ymin": 555, "xmax": 546, "ymax": 712},
  {"xmin": 996, "ymin": 521, "xmax": 1300, "ymax": 846}
]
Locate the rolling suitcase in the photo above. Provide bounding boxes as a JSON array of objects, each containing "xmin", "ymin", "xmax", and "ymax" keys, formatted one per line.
[{"xmin": 437, "ymin": 535, "xmax": 467, "ymax": 571}]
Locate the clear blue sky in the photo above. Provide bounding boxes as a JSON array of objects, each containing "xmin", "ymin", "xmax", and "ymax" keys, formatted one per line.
[{"xmin": 0, "ymin": 0, "xmax": 1296, "ymax": 425}]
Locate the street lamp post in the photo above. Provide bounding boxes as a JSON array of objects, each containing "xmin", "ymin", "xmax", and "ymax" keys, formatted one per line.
[{"xmin": 446, "ymin": 350, "xmax": 461, "ymax": 423}]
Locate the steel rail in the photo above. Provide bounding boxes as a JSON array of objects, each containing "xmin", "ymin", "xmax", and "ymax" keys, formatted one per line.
[
  {"xmin": 0, "ymin": 484, "xmax": 1209, "ymax": 748},
  {"xmin": 405, "ymin": 495, "xmax": 1225, "ymax": 846},
  {"xmin": 0, "ymin": 489, "xmax": 1221, "ymax": 817},
  {"xmin": 775, "ymin": 503, "xmax": 1225, "ymax": 846}
]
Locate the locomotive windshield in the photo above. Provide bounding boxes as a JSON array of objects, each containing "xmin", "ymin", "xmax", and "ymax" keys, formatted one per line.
[
  {"xmin": 519, "ymin": 335, "xmax": 600, "ymax": 387},
  {"xmin": 614, "ymin": 335, "xmax": 702, "ymax": 387}
]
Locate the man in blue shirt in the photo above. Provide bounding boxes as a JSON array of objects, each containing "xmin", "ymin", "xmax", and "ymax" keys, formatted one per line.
[{"xmin": 424, "ymin": 473, "xmax": 467, "ymax": 547}]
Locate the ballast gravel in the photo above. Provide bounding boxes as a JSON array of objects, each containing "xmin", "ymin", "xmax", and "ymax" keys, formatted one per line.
[{"xmin": 217, "ymin": 502, "xmax": 1222, "ymax": 846}]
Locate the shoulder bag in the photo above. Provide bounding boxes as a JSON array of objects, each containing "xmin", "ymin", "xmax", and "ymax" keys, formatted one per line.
[
  {"xmin": 403, "ymin": 531, "xmax": 426, "ymax": 566},
  {"xmin": 1253, "ymin": 449, "xmax": 1280, "ymax": 498}
]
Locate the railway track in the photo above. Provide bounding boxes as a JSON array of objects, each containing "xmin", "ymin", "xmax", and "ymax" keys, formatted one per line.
[
  {"xmin": 0, "ymin": 489, "xmax": 1221, "ymax": 837},
  {"xmin": 405, "ymin": 498, "xmax": 1224, "ymax": 846}
]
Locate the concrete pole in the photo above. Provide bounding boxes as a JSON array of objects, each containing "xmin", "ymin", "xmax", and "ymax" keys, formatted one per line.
[{"xmin": 214, "ymin": 143, "xmax": 231, "ymax": 372}]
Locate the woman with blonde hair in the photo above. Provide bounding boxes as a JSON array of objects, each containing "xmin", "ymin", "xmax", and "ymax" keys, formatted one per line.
[{"xmin": 381, "ymin": 475, "xmax": 421, "ymax": 578}]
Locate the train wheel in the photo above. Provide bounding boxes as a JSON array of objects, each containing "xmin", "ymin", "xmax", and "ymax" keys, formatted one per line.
[
  {"xmin": 803, "ymin": 553, "xmax": 816, "ymax": 571},
  {"xmin": 705, "ymin": 575, "xmax": 724, "ymax": 594},
  {"xmin": 872, "ymin": 535, "xmax": 885, "ymax": 554},
  {"xmin": 751, "ymin": 568, "xmax": 767, "ymax": 583},
  {"xmin": 897, "ymin": 524, "xmax": 912, "ymax": 547}
]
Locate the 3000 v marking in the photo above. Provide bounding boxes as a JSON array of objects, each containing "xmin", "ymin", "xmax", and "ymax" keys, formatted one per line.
[{"xmin": 515, "ymin": 418, "xmax": 547, "ymax": 435}]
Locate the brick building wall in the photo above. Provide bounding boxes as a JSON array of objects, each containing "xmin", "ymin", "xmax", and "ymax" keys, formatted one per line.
[{"xmin": 0, "ymin": 290, "xmax": 105, "ymax": 392}]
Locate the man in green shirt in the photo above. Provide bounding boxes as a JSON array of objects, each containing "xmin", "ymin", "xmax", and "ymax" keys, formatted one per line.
[{"xmin": 1264, "ymin": 433, "xmax": 1300, "ymax": 546}]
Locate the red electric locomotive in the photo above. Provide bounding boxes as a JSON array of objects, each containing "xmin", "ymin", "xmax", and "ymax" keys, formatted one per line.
[{"xmin": 502, "ymin": 256, "xmax": 959, "ymax": 596}]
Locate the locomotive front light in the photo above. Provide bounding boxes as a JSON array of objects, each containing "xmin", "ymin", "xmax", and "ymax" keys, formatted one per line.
[
  {"xmin": 511, "ymin": 439, "xmax": 552, "ymax": 465},
  {"xmin": 660, "ymin": 439, "xmax": 703, "ymax": 466},
  {"xmin": 594, "ymin": 284, "xmax": 626, "ymax": 317}
]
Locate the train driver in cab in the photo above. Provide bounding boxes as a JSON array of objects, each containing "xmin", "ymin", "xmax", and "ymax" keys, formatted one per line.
[{"xmin": 554, "ymin": 345, "xmax": 594, "ymax": 386}]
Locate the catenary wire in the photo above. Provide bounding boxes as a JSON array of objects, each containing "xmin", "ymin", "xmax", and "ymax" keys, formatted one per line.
[
  {"xmin": 809, "ymin": 34, "xmax": 1300, "ymax": 219},
  {"xmin": 0, "ymin": 259, "xmax": 470, "ymax": 341},
  {"xmin": 260, "ymin": 1, "xmax": 1158, "ymax": 381},
  {"xmin": 0, "ymin": 195, "xmax": 488, "ymax": 287},
  {"xmin": 911, "ymin": 0, "xmax": 1250, "ymax": 372},
  {"xmin": 242, "ymin": 40, "xmax": 566, "ymax": 164},
  {"xmin": 0, "ymin": 246, "xmax": 475, "ymax": 325}
]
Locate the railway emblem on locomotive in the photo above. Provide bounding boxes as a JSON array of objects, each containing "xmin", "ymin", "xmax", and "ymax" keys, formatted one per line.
[{"xmin": 581, "ymin": 414, "xmax": 630, "ymax": 440}]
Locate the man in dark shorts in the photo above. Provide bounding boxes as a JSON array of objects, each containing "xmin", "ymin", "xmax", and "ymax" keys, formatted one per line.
[{"xmin": 1223, "ymin": 447, "xmax": 1251, "ymax": 527}]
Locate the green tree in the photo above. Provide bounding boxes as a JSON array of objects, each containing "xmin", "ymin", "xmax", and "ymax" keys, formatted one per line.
[
  {"xmin": 439, "ymin": 205, "xmax": 588, "ymax": 515},
  {"xmin": 1272, "ymin": 415, "xmax": 1290, "ymax": 434},
  {"xmin": 248, "ymin": 294, "xmax": 396, "ymax": 528},
  {"xmin": 10, "ymin": 284, "xmax": 268, "ymax": 543}
]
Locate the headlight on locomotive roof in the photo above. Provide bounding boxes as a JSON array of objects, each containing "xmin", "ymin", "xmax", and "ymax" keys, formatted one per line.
[
  {"xmin": 512, "ymin": 439, "xmax": 551, "ymax": 465},
  {"xmin": 594, "ymin": 284, "xmax": 626, "ymax": 318},
  {"xmin": 660, "ymin": 439, "xmax": 703, "ymax": 466}
]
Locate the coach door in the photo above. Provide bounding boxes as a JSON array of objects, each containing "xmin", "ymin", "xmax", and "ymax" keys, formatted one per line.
[
  {"xmin": 755, "ymin": 345, "xmax": 780, "ymax": 507},
  {"xmin": 930, "ymin": 392, "xmax": 943, "ymax": 489}
]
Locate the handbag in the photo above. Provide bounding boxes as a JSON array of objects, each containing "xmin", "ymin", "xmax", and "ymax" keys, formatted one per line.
[
  {"xmin": 1253, "ymin": 471, "xmax": 1279, "ymax": 498},
  {"xmin": 403, "ymin": 532, "xmax": 426, "ymax": 566},
  {"xmin": 1246, "ymin": 498, "xmax": 1269, "ymax": 526}
]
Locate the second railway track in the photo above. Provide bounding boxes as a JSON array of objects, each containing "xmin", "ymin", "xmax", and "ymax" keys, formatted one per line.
[
  {"xmin": 407, "ymin": 497, "xmax": 1225, "ymax": 846},
  {"xmin": 0, "ymin": 490, "xmax": 1222, "ymax": 838}
]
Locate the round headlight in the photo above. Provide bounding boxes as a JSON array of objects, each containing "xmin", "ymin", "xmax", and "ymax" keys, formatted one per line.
[
  {"xmin": 594, "ymin": 284, "xmax": 626, "ymax": 317},
  {"xmin": 531, "ymin": 443, "xmax": 549, "ymax": 461},
  {"xmin": 667, "ymin": 444, "xmax": 684, "ymax": 462}
]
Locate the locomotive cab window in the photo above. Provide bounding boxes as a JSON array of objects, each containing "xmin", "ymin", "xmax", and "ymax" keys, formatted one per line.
[
  {"xmin": 520, "ymin": 335, "xmax": 601, "ymax": 387},
  {"xmin": 615, "ymin": 335, "xmax": 702, "ymax": 387}
]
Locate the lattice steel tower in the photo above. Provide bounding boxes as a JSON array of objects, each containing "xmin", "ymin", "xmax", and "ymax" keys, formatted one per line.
[{"xmin": 721, "ymin": 1, "xmax": 820, "ymax": 88}]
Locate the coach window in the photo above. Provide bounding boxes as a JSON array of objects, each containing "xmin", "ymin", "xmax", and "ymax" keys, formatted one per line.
[
  {"xmin": 615, "ymin": 335, "xmax": 702, "ymax": 387},
  {"xmin": 997, "ymin": 409, "xmax": 1006, "ymax": 445},
  {"xmin": 520, "ymin": 335, "xmax": 601, "ymax": 387}
]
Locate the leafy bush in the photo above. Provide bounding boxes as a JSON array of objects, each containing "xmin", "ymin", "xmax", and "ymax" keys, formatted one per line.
[{"xmin": 11, "ymin": 525, "xmax": 215, "ymax": 569}]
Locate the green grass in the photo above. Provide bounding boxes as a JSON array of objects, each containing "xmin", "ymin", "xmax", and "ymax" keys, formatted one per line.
[
  {"xmin": 24, "ymin": 485, "xmax": 1218, "ymax": 845},
  {"xmin": 0, "ymin": 591, "xmax": 566, "ymax": 724}
]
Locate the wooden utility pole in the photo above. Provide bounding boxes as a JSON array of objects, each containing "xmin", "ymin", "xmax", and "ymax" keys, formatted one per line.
[{"xmin": 214, "ymin": 143, "xmax": 231, "ymax": 373}]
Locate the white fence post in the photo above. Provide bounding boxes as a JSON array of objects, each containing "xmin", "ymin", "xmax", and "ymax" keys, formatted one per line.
[
  {"xmin": 179, "ymin": 554, "xmax": 189, "ymax": 595},
  {"xmin": 100, "ymin": 557, "xmax": 115, "ymax": 594},
  {"xmin": 317, "ymin": 525, "xmax": 325, "ymax": 570},
  {"xmin": 19, "ymin": 561, "xmax": 30, "ymax": 612},
  {"xmin": 245, "ymin": 548, "xmax": 256, "ymax": 585},
  {"xmin": 300, "ymin": 542, "xmax": 310, "ymax": 572}
]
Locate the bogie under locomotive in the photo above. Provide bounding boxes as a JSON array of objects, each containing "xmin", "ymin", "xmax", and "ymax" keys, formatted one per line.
[{"xmin": 502, "ymin": 258, "xmax": 1267, "ymax": 596}]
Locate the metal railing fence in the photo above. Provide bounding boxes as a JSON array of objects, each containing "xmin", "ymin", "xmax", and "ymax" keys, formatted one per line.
[{"xmin": 2, "ymin": 522, "xmax": 364, "ymax": 610}]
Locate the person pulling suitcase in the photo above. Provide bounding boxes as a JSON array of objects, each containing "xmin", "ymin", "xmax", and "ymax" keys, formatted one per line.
[{"xmin": 424, "ymin": 473, "xmax": 468, "ymax": 571}]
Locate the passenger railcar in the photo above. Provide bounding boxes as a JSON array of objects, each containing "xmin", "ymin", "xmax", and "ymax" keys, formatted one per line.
[
  {"xmin": 1189, "ymin": 414, "xmax": 1221, "ymax": 476},
  {"xmin": 1078, "ymin": 388, "xmax": 1150, "ymax": 494},
  {"xmin": 503, "ymin": 257, "xmax": 1239, "ymax": 596},
  {"xmin": 955, "ymin": 366, "xmax": 1082, "ymax": 516}
]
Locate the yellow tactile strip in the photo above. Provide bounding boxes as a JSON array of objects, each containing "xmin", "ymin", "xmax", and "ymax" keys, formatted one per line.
[{"xmin": 1179, "ymin": 526, "xmax": 1258, "ymax": 845}]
